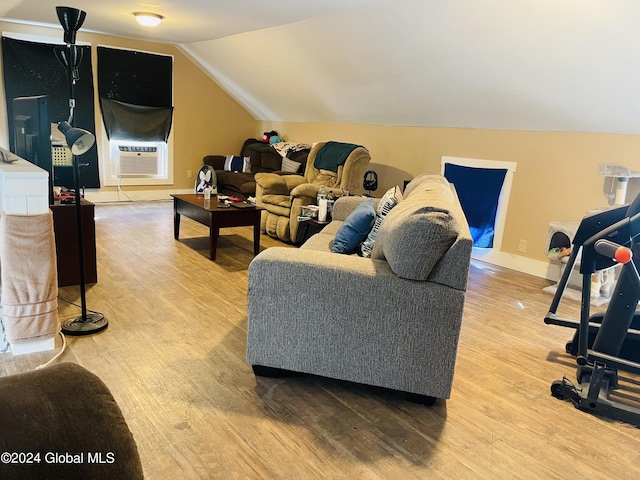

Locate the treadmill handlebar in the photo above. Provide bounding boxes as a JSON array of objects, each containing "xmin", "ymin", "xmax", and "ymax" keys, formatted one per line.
[{"xmin": 595, "ymin": 239, "xmax": 633, "ymax": 264}]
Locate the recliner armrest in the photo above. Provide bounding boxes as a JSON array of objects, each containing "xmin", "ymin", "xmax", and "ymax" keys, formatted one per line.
[
  {"xmin": 290, "ymin": 183, "xmax": 319, "ymax": 199},
  {"xmin": 290, "ymin": 184, "xmax": 347, "ymax": 200},
  {"xmin": 255, "ymin": 173, "xmax": 306, "ymax": 195}
]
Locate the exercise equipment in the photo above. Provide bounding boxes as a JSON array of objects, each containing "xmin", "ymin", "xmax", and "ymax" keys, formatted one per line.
[
  {"xmin": 544, "ymin": 195, "xmax": 640, "ymax": 363},
  {"xmin": 548, "ymin": 197, "xmax": 640, "ymax": 426}
]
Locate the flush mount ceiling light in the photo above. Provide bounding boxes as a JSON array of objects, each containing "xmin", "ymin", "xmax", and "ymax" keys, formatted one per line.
[{"xmin": 134, "ymin": 12, "xmax": 163, "ymax": 27}]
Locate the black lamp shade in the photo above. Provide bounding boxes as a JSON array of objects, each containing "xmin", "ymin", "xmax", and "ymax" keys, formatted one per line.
[
  {"xmin": 53, "ymin": 44, "xmax": 83, "ymax": 70},
  {"xmin": 58, "ymin": 121, "xmax": 95, "ymax": 155},
  {"xmin": 56, "ymin": 6, "xmax": 87, "ymax": 44}
]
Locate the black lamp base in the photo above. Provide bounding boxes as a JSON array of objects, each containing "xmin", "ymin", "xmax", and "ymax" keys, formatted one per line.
[{"xmin": 61, "ymin": 313, "xmax": 108, "ymax": 336}]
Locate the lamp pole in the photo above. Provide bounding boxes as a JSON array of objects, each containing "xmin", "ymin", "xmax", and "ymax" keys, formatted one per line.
[
  {"xmin": 67, "ymin": 55, "xmax": 89, "ymax": 330},
  {"xmin": 56, "ymin": 6, "xmax": 107, "ymax": 335}
]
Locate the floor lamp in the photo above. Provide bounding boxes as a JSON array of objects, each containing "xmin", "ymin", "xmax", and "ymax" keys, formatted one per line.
[{"xmin": 55, "ymin": 6, "xmax": 108, "ymax": 335}]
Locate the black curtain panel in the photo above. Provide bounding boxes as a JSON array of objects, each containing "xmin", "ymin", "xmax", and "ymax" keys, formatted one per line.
[
  {"xmin": 97, "ymin": 47, "xmax": 173, "ymax": 141},
  {"xmin": 1, "ymin": 36, "xmax": 100, "ymax": 189},
  {"xmin": 444, "ymin": 163, "xmax": 507, "ymax": 248},
  {"xmin": 100, "ymin": 98, "xmax": 173, "ymax": 142}
]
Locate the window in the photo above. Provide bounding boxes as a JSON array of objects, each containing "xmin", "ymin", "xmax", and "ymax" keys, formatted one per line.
[
  {"xmin": 97, "ymin": 47, "xmax": 174, "ymax": 186},
  {"xmin": 1, "ymin": 34, "xmax": 99, "ymax": 189}
]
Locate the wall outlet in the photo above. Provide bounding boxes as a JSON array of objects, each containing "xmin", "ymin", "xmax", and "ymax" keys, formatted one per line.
[
  {"xmin": 187, "ymin": 169, "xmax": 193, "ymax": 179},
  {"xmin": 517, "ymin": 239, "xmax": 527, "ymax": 253}
]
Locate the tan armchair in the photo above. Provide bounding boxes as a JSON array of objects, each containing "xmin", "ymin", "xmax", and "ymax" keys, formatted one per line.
[{"xmin": 255, "ymin": 141, "xmax": 371, "ymax": 243}]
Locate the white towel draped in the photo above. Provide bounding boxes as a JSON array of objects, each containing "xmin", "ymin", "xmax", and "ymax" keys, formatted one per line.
[{"xmin": 0, "ymin": 212, "xmax": 59, "ymax": 344}]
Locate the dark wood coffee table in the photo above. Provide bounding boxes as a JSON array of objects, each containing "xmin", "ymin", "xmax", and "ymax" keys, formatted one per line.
[{"xmin": 171, "ymin": 194, "xmax": 263, "ymax": 261}]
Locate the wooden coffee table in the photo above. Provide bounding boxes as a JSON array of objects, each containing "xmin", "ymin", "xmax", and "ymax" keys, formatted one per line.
[{"xmin": 171, "ymin": 194, "xmax": 263, "ymax": 261}]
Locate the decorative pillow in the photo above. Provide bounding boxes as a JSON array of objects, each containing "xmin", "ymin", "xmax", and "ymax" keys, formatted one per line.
[
  {"xmin": 281, "ymin": 157, "xmax": 301, "ymax": 173},
  {"xmin": 361, "ymin": 185, "xmax": 403, "ymax": 257},
  {"xmin": 224, "ymin": 155, "xmax": 250, "ymax": 173},
  {"xmin": 371, "ymin": 190, "xmax": 459, "ymax": 280},
  {"xmin": 331, "ymin": 199, "xmax": 376, "ymax": 254}
]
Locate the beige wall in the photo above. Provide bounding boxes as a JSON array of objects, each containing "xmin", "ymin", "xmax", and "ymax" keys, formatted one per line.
[
  {"xmin": 2, "ymin": 21, "xmax": 638, "ymax": 265},
  {"xmin": 0, "ymin": 21, "xmax": 257, "ymax": 194},
  {"xmin": 262, "ymin": 121, "xmax": 640, "ymax": 262}
]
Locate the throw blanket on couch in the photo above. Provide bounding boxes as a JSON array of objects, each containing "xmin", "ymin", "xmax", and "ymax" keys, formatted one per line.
[
  {"xmin": 271, "ymin": 142, "xmax": 311, "ymax": 159},
  {"xmin": 246, "ymin": 143, "xmax": 279, "ymax": 154},
  {"xmin": 314, "ymin": 141, "xmax": 361, "ymax": 173},
  {"xmin": 0, "ymin": 212, "xmax": 59, "ymax": 344}
]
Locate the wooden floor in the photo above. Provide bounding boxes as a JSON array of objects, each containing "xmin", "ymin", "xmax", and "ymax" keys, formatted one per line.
[{"xmin": 2, "ymin": 200, "xmax": 640, "ymax": 479}]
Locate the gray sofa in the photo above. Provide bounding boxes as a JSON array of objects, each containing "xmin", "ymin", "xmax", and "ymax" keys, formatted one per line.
[{"xmin": 246, "ymin": 174, "xmax": 473, "ymax": 402}]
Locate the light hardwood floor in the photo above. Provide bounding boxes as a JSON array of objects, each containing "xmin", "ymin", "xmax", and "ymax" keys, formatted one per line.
[{"xmin": 2, "ymin": 200, "xmax": 640, "ymax": 479}]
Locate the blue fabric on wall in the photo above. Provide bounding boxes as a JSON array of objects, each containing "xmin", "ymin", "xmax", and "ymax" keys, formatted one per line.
[{"xmin": 443, "ymin": 163, "xmax": 507, "ymax": 248}]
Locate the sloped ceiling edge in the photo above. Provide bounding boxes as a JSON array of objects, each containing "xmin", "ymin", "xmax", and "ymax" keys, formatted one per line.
[{"xmin": 182, "ymin": 0, "xmax": 640, "ymax": 134}]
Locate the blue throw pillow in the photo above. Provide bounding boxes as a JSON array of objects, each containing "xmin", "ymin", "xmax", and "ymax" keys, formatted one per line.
[
  {"xmin": 332, "ymin": 199, "xmax": 376, "ymax": 254},
  {"xmin": 224, "ymin": 155, "xmax": 248, "ymax": 172}
]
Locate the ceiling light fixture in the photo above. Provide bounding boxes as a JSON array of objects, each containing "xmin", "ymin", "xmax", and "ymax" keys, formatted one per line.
[{"xmin": 134, "ymin": 12, "xmax": 163, "ymax": 27}]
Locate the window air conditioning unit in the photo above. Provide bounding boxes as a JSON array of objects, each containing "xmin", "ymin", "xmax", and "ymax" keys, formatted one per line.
[{"xmin": 118, "ymin": 145, "xmax": 159, "ymax": 177}]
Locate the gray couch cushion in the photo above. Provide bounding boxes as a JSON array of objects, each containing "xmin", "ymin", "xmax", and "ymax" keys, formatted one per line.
[
  {"xmin": 371, "ymin": 189, "xmax": 459, "ymax": 281},
  {"xmin": 300, "ymin": 232, "xmax": 335, "ymax": 252}
]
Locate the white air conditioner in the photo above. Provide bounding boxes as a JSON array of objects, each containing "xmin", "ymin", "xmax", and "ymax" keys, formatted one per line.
[
  {"xmin": 104, "ymin": 140, "xmax": 170, "ymax": 186},
  {"xmin": 118, "ymin": 145, "xmax": 159, "ymax": 177}
]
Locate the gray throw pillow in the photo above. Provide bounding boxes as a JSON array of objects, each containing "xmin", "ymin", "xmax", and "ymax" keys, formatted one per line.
[
  {"xmin": 371, "ymin": 190, "xmax": 459, "ymax": 280},
  {"xmin": 281, "ymin": 157, "xmax": 301, "ymax": 173}
]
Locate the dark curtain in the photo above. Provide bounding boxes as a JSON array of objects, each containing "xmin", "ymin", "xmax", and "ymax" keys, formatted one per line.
[
  {"xmin": 97, "ymin": 47, "xmax": 173, "ymax": 141},
  {"xmin": 1, "ymin": 36, "xmax": 100, "ymax": 189},
  {"xmin": 444, "ymin": 163, "xmax": 507, "ymax": 248},
  {"xmin": 100, "ymin": 98, "xmax": 173, "ymax": 142}
]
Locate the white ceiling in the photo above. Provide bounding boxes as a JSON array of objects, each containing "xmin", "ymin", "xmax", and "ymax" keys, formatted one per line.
[
  {"xmin": 0, "ymin": 0, "xmax": 385, "ymax": 43},
  {"xmin": 3, "ymin": 0, "xmax": 640, "ymax": 134}
]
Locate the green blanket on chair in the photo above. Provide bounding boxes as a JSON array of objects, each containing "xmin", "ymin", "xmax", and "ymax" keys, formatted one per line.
[{"xmin": 314, "ymin": 141, "xmax": 361, "ymax": 173}]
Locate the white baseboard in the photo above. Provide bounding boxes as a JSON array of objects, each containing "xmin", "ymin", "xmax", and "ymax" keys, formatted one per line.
[
  {"xmin": 84, "ymin": 188, "xmax": 192, "ymax": 203},
  {"xmin": 471, "ymin": 248, "xmax": 563, "ymax": 282}
]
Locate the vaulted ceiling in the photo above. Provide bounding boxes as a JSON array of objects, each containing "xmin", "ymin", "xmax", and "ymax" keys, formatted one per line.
[{"xmin": 3, "ymin": 1, "xmax": 640, "ymax": 134}]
